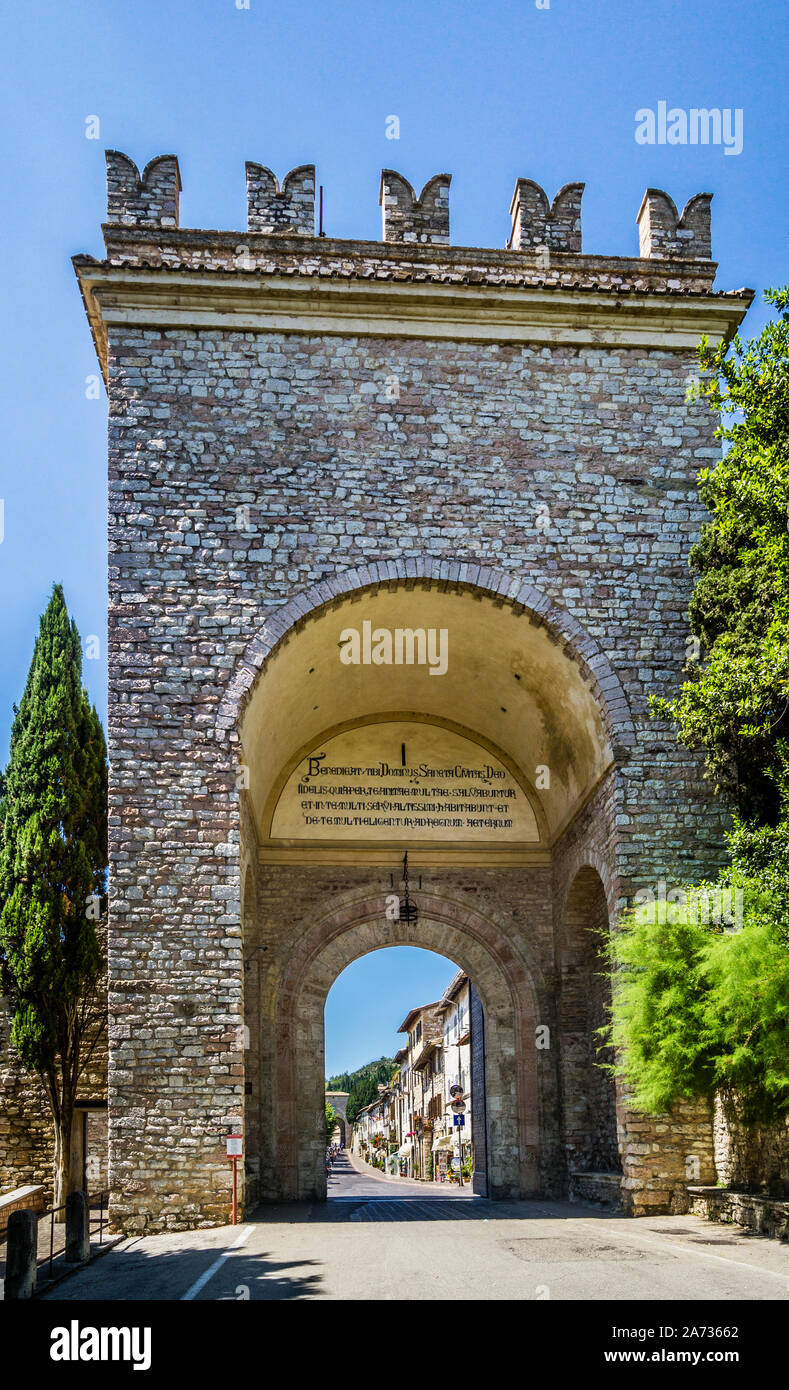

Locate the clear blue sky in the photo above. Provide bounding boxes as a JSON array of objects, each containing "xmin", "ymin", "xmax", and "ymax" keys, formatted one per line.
[
  {"xmin": 0, "ymin": 2, "xmax": 786, "ymax": 1063},
  {"xmin": 325, "ymin": 947, "xmax": 459, "ymax": 1078}
]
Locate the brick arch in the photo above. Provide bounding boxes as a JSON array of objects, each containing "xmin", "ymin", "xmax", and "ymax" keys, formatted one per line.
[
  {"xmin": 215, "ymin": 558, "xmax": 636, "ymax": 755},
  {"xmin": 556, "ymin": 848, "xmax": 618, "ymax": 928},
  {"xmin": 271, "ymin": 891, "xmax": 541, "ymax": 1202}
]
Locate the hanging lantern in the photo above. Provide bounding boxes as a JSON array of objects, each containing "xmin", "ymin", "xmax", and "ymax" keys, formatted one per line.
[{"xmin": 398, "ymin": 850, "xmax": 419, "ymax": 924}]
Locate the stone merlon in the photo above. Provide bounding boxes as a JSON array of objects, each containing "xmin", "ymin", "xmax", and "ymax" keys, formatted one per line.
[
  {"xmin": 379, "ymin": 171, "xmax": 451, "ymax": 244},
  {"xmin": 637, "ymin": 189, "xmax": 713, "ymax": 260},
  {"xmin": 101, "ymin": 151, "xmax": 719, "ymax": 272},
  {"xmin": 105, "ymin": 151, "xmax": 181, "ymax": 228},
  {"xmin": 245, "ymin": 163, "xmax": 316, "ymax": 236},
  {"xmin": 509, "ymin": 180, "xmax": 584, "ymax": 253}
]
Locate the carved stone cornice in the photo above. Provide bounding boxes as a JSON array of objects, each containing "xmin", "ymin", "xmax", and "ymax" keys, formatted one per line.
[{"xmin": 73, "ymin": 257, "xmax": 753, "ymax": 385}]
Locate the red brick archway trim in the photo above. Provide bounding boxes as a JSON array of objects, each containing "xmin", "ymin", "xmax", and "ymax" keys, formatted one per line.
[{"xmin": 215, "ymin": 558, "xmax": 636, "ymax": 755}]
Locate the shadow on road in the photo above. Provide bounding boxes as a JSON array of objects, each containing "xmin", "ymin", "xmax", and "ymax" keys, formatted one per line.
[
  {"xmin": 249, "ymin": 1196, "xmax": 629, "ymax": 1225},
  {"xmin": 41, "ymin": 1234, "xmax": 324, "ymax": 1302}
]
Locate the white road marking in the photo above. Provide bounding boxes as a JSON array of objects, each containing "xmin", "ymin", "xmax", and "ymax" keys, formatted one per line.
[{"xmin": 180, "ymin": 1225, "xmax": 253, "ymax": 1301}]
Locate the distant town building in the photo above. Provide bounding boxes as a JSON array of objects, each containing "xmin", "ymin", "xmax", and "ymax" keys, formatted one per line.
[{"xmin": 351, "ymin": 975, "xmax": 477, "ymax": 1186}]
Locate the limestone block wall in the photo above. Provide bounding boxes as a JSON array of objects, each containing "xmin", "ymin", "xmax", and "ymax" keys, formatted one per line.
[
  {"xmin": 0, "ymin": 980, "xmax": 107, "ymax": 1203},
  {"xmin": 713, "ymin": 1094, "xmax": 789, "ymax": 1197},
  {"xmin": 0, "ymin": 1011, "xmax": 106, "ymax": 1206},
  {"xmin": 97, "ymin": 318, "xmax": 729, "ymax": 1227},
  {"xmin": 469, "ymin": 982, "xmax": 488, "ymax": 1196}
]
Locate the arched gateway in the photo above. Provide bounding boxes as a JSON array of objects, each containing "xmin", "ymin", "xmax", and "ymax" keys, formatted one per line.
[
  {"xmin": 237, "ymin": 573, "xmax": 621, "ymax": 1205},
  {"xmin": 73, "ymin": 151, "xmax": 751, "ymax": 1232}
]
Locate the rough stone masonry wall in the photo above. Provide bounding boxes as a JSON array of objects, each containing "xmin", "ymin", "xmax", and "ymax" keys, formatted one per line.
[
  {"xmin": 713, "ymin": 1094, "xmax": 789, "ymax": 1197},
  {"xmin": 469, "ymin": 982, "xmax": 488, "ymax": 1196},
  {"xmin": 101, "ymin": 314, "xmax": 731, "ymax": 1228},
  {"xmin": 0, "ymin": 1003, "xmax": 53, "ymax": 1196}
]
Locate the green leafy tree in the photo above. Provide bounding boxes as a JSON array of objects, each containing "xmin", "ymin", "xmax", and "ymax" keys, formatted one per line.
[
  {"xmin": 653, "ymin": 287, "xmax": 789, "ymax": 829},
  {"xmin": 606, "ymin": 292, "xmax": 789, "ymax": 1137},
  {"xmin": 344, "ymin": 1057, "xmax": 398, "ymax": 1124},
  {"xmin": 0, "ymin": 585, "xmax": 108, "ymax": 1205},
  {"xmin": 325, "ymin": 1100, "xmax": 337, "ymax": 1147}
]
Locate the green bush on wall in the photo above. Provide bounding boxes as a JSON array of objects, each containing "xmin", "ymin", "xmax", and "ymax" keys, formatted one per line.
[{"xmin": 602, "ymin": 882, "xmax": 789, "ymax": 1127}]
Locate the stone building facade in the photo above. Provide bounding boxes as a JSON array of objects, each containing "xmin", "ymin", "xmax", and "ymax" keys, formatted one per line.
[
  {"xmin": 64, "ymin": 150, "xmax": 755, "ymax": 1232},
  {"xmin": 400, "ymin": 1002, "xmax": 444, "ymax": 1180}
]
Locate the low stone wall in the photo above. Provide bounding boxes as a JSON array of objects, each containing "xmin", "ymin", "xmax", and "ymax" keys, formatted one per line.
[
  {"xmin": 687, "ymin": 1186, "xmax": 789, "ymax": 1241},
  {"xmin": 569, "ymin": 1172, "xmax": 623, "ymax": 1210},
  {"xmin": 0, "ymin": 1184, "xmax": 45, "ymax": 1235},
  {"xmin": 713, "ymin": 1095, "xmax": 789, "ymax": 1197}
]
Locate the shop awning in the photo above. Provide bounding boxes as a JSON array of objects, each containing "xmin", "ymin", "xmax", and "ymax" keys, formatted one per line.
[
  {"xmin": 398, "ymin": 1142, "xmax": 413, "ymax": 1156},
  {"xmin": 432, "ymin": 1135, "xmax": 454, "ymax": 1152}
]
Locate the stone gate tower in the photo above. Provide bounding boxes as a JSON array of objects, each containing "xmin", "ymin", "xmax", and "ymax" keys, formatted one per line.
[{"xmin": 74, "ymin": 153, "xmax": 751, "ymax": 1232}]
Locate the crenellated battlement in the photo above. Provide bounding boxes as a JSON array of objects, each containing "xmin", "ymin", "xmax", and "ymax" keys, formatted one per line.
[{"xmin": 99, "ymin": 152, "xmax": 715, "ymax": 267}]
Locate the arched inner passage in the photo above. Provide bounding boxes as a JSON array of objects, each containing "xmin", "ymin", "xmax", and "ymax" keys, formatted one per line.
[
  {"xmin": 325, "ymin": 946, "xmax": 475, "ymax": 1186},
  {"xmin": 557, "ymin": 867, "xmax": 621, "ymax": 1181},
  {"xmin": 271, "ymin": 901, "xmax": 540, "ymax": 1202}
]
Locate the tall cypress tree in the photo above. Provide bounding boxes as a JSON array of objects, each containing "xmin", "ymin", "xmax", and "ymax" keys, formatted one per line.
[{"xmin": 0, "ymin": 584, "xmax": 108, "ymax": 1205}]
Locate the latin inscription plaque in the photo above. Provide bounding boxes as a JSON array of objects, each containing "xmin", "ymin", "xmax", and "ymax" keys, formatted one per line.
[{"xmin": 269, "ymin": 722, "xmax": 539, "ymax": 842}]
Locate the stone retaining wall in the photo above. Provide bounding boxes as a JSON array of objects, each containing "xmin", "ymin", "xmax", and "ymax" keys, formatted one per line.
[{"xmin": 687, "ymin": 1186, "xmax": 789, "ymax": 1241}]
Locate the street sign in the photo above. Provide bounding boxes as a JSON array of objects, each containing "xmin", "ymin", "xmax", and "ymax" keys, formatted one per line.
[
  {"xmin": 450, "ymin": 1098, "xmax": 466, "ymax": 1114},
  {"xmin": 226, "ymin": 1135, "xmax": 242, "ymax": 1156},
  {"xmin": 453, "ymin": 1114, "xmax": 465, "ymax": 1127}
]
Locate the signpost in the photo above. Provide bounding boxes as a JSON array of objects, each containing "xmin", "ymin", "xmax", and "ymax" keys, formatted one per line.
[
  {"xmin": 227, "ymin": 1134, "xmax": 242, "ymax": 1224},
  {"xmin": 450, "ymin": 1095, "xmax": 466, "ymax": 1187}
]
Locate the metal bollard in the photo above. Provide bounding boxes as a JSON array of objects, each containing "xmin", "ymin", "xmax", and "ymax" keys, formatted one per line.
[
  {"xmin": 5, "ymin": 1209, "xmax": 37, "ymax": 1298},
  {"xmin": 65, "ymin": 1190, "xmax": 90, "ymax": 1264}
]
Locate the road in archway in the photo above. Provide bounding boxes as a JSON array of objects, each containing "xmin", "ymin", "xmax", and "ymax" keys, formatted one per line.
[
  {"xmin": 328, "ymin": 1149, "xmax": 476, "ymax": 1201},
  {"xmin": 41, "ymin": 1174, "xmax": 789, "ymax": 1302}
]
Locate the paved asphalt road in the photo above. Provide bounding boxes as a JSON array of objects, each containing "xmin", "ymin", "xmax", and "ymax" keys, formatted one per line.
[{"xmin": 42, "ymin": 1151, "xmax": 789, "ymax": 1302}]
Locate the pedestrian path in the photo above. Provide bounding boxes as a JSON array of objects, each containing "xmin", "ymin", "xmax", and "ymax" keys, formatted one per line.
[{"xmin": 349, "ymin": 1199, "xmax": 483, "ymax": 1221}]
